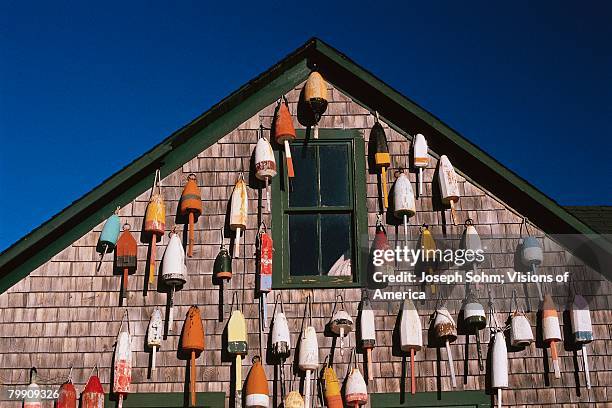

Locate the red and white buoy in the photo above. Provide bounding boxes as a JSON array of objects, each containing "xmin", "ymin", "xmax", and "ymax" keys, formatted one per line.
[
  {"xmin": 81, "ymin": 367, "xmax": 104, "ymax": 408},
  {"xmin": 254, "ymin": 126, "xmax": 277, "ymax": 211},
  {"xmin": 571, "ymin": 293, "xmax": 593, "ymax": 389},
  {"xmin": 113, "ymin": 312, "xmax": 132, "ymax": 408},
  {"xmin": 400, "ymin": 299, "xmax": 422, "ymax": 394},
  {"xmin": 413, "ymin": 133, "xmax": 428, "ymax": 196},
  {"xmin": 257, "ymin": 223, "xmax": 273, "ymax": 328},
  {"xmin": 24, "ymin": 368, "xmax": 41, "ymax": 408},
  {"xmin": 359, "ymin": 294, "xmax": 376, "ymax": 381},
  {"xmin": 230, "ymin": 173, "xmax": 248, "ymax": 258},
  {"xmin": 147, "ymin": 307, "xmax": 163, "ymax": 371},
  {"xmin": 437, "ymin": 155, "xmax": 460, "ymax": 225},
  {"xmin": 56, "ymin": 368, "xmax": 77, "ymax": 408},
  {"xmin": 345, "ymin": 351, "xmax": 368, "ymax": 407},
  {"xmin": 393, "ymin": 168, "xmax": 416, "ymax": 249},
  {"xmin": 542, "ymin": 294, "xmax": 562, "ymax": 379}
]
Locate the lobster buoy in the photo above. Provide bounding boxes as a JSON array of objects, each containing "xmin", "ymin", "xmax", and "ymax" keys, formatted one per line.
[
  {"xmin": 393, "ymin": 169, "xmax": 416, "ymax": 249},
  {"xmin": 490, "ymin": 330, "xmax": 509, "ymax": 408},
  {"xmin": 462, "ymin": 219, "xmax": 483, "ymax": 289},
  {"xmin": 345, "ymin": 363, "xmax": 368, "ymax": 407},
  {"xmin": 418, "ymin": 224, "xmax": 438, "ymax": 294},
  {"xmin": 214, "ymin": 229, "xmax": 232, "ymax": 320},
  {"xmin": 572, "ymin": 294, "xmax": 593, "ymax": 389},
  {"xmin": 161, "ymin": 229, "xmax": 187, "ymax": 332},
  {"xmin": 181, "ymin": 305, "xmax": 205, "ymax": 406},
  {"xmin": 230, "ymin": 173, "xmax": 248, "ymax": 258},
  {"xmin": 147, "ymin": 307, "xmax": 163, "ymax": 371},
  {"xmin": 245, "ymin": 356, "xmax": 269, "ymax": 408},
  {"xmin": 371, "ymin": 117, "xmax": 391, "ymax": 209},
  {"xmin": 228, "ymin": 296, "xmax": 248, "ymax": 400},
  {"xmin": 24, "ymin": 368, "xmax": 41, "ymax": 408},
  {"xmin": 542, "ymin": 294, "xmax": 562, "ymax": 379},
  {"xmin": 359, "ymin": 294, "xmax": 376, "ymax": 381},
  {"xmin": 57, "ymin": 373, "xmax": 77, "ymax": 408},
  {"xmin": 271, "ymin": 302, "xmax": 291, "ymax": 359},
  {"xmin": 372, "ymin": 216, "xmax": 392, "ymax": 281},
  {"xmin": 274, "ymin": 97, "xmax": 296, "ymax": 179},
  {"xmin": 284, "ymin": 391, "xmax": 304, "ymax": 408},
  {"xmin": 258, "ymin": 225, "xmax": 273, "ymax": 328},
  {"xmin": 463, "ymin": 291, "xmax": 486, "ymax": 372},
  {"xmin": 298, "ymin": 326, "xmax": 319, "ymax": 408},
  {"xmin": 254, "ymin": 130, "xmax": 277, "ymax": 211},
  {"xmin": 510, "ymin": 290, "xmax": 534, "ymax": 348},
  {"xmin": 145, "ymin": 169, "xmax": 166, "ymax": 285},
  {"xmin": 413, "ymin": 133, "xmax": 428, "ymax": 196},
  {"xmin": 303, "ymin": 70, "xmax": 328, "ymax": 139},
  {"xmin": 113, "ymin": 314, "xmax": 132, "ymax": 408},
  {"xmin": 115, "ymin": 223, "xmax": 137, "ymax": 305},
  {"xmin": 437, "ymin": 155, "xmax": 460, "ymax": 225},
  {"xmin": 433, "ymin": 307, "xmax": 457, "ymax": 388},
  {"xmin": 81, "ymin": 369, "xmax": 104, "ymax": 408},
  {"xmin": 180, "ymin": 174, "xmax": 203, "ymax": 258},
  {"xmin": 399, "ymin": 299, "xmax": 422, "ymax": 394},
  {"xmin": 96, "ymin": 208, "xmax": 121, "ymax": 271},
  {"xmin": 329, "ymin": 295, "xmax": 353, "ymax": 355},
  {"xmin": 521, "ymin": 236, "xmax": 544, "ymax": 302},
  {"xmin": 323, "ymin": 365, "xmax": 343, "ymax": 408}
]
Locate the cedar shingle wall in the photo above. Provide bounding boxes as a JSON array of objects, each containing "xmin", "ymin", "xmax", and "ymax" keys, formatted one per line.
[{"xmin": 0, "ymin": 83, "xmax": 610, "ymax": 408}]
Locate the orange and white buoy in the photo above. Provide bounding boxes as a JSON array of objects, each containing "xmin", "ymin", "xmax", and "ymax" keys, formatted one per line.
[
  {"xmin": 254, "ymin": 126, "xmax": 277, "ymax": 211},
  {"xmin": 433, "ymin": 306, "xmax": 457, "ymax": 388},
  {"xmin": 245, "ymin": 356, "xmax": 269, "ymax": 408},
  {"xmin": 56, "ymin": 369, "xmax": 77, "ymax": 408},
  {"xmin": 180, "ymin": 173, "xmax": 203, "ymax": 258},
  {"xmin": 147, "ymin": 307, "xmax": 163, "ymax": 371},
  {"xmin": 345, "ymin": 352, "xmax": 368, "ymax": 407},
  {"xmin": 274, "ymin": 97, "xmax": 296, "ymax": 179},
  {"xmin": 413, "ymin": 133, "xmax": 428, "ymax": 196},
  {"xmin": 230, "ymin": 173, "xmax": 248, "ymax": 258},
  {"xmin": 542, "ymin": 294, "xmax": 562, "ymax": 378},
  {"xmin": 144, "ymin": 169, "xmax": 166, "ymax": 285},
  {"xmin": 161, "ymin": 228, "xmax": 187, "ymax": 332},
  {"xmin": 399, "ymin": 299, "xmax": 422, "ymax": 394},
  {"xmin": 437, "ymin": 155, "xmax": 460, "ymax": 225},
  {"xmin": 81, "ymin": 367, "xmax": 104, "ymax": 408},
  {"xmin": 393, "ymin": 168, "xmax": 416, "ymax": 249},
  {"xmin": 113, "ymin": 312, "xmax": 132, "ymax": 408},
  {"xmin": 323, "ymin": 364, "xmax": 343, "ymax": 408},
  {"xmin": 303, "ymin": 70, "xmax": 328, "ymax": 139},
  {"xmin": 24, "ymin": 368, "xmax": 41, "ymax": 408},
  {"xmin": 181, "ymin": 306, "xmax": 206, "ymax": 406}
]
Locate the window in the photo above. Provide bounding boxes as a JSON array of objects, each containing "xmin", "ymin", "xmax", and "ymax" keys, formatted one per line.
[{"xmin": 272, "ymin": 129, "xmax": 367, "ymax": 288}]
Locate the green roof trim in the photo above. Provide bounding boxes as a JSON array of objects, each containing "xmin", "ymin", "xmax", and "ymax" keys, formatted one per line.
[{"xmin": 1, "ymin": 37, "xmax": 610, "ymax": 292}]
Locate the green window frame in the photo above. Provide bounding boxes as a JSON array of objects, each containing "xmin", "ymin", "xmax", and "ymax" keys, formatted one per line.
[{"xmin": 271, "ymin": 128, "xmax": 367, "ymax": 288}]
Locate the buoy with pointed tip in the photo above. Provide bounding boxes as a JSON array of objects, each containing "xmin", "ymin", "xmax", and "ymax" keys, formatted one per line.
[
  {"xmin": 228, "ymin": 296, "xmax": 248, "ymax": 402},
  {"xmin": 510, "ymin": 290, "xmax": 534, "ymax": 348},
  {"xmin": 303, "ymin": 71, "xmax": 328, "ymax": 139},
  {"xmin": 438, "ymin": 155, "xmax": 460, "ymax": 225},
  {"xmin": 463, "ymin": 219, "xmax": 483, "ymax": 289},
  {"xmin": 371, "ymin": 117, "xmax": 391, "ymax": 209},
  {"xmin": 571, "ymin": 293, "xmax": 593, "ymax": 389},
  {"xmin": 433, "ymin": 306, "xmax": 457, "ymax": 388},
  {"xmin": 161, "ymin": 229, "xmax": 187, "ymax": 332},
  {"xmin": 271, "ymin": 300, "xmax": 291, "ymax": 359},
  {"xmin": 298, "ymin": 326, "xmax": 319, "ymax": 408},
  {"xmin": 360, "ymin": 294, "xmax": 376, "ymax": 381},
  {"xmin": 542, "ymin": 294, "xmax": 562, "ymax": 378},
  {"xmin": 274, "ymin": 97, "xmax": 297, "ymax": 178},
  {"xmin": 147, "ymin": 307, "xmax": 163, "ymax": 371},
  {"xmin": 329, "ymin": 295, "xmax": 353, "ymax": 355},
  {"xmin": 345, "ymin": 354, "xmax": 368, "ymax": 407},
  {"xmin": 521, "ymin": 236, "xmax": 544, "ymax": 302},
  {"xmin": 145, "ymin": 170, "xmax": 166, "ymax": 284},
  {"xmin": 81, "ymin": 368, "xmax": 105, "ymax": 408},
  {"xmin": 413, "ymin": 133, "xmax": 428, "ymax": 196},
  {"xmin": 255, "ymin": 127, "xmax": 277, "ymax": 211},
  {"xmin": 57, "ymin": 369, "xmax": 77, "ymax": 408},
  {"xmin": 491, "ymin": 330, "xmax": 509, "ymax": 408},
  {"xmin": 180, "ymin": 174, "xmax": 203, "ymax": 258},
  {"xmin": 372, "ymin": 217, "xmax": 393, "ymax": 279},
  {"xmin": 258, "ymin": 225, "xmax": 273, "ymax": 328},
  {"xmin": 419, "ymin": 225, "xmax": 438, "ymax": 294},
  {"xmin": 463, "ymin": 291, "xmax": 486, "ymax": 372},
  {"xmin": 323, "ymin": 365, "xmax": 343, "ymax": 408},
  {"xmin": 399, "ymin": 299, "xmax": 422, "ymax": 394},
  {"xmin": 230, "ymin": 173, "xmax": 248, "ymax": 258},
  {"xmin": 113, "ymin": 314, "xmax": 132, "ymax": 408},
  {"xmin": 115, "ymin": 222, "xmax": 137, "ymax": 305},
  {"xmin": 181, "ymin": 306, "xmax": 205, "ymax": 406},
  {"xmin": 96, "ymin": 207, "xmax": 121, "ymax": 271},
  {"xmin": 393, "ymin": 169, "xmax": 416, "ymax": 249},
  {"xmin": 284, "ymin": 390, "xmax": 304, "ymax": 408},
  {"xmin": 214, "ymin": 229, "xmax": 232, "ymax": 320},
  {"xmin": 245, "ymin": 356, "xmax": 269, "ymax": 408},
  {"xmin": 24, "ymin": 368, "xmax": 41, "ymax": 408}
]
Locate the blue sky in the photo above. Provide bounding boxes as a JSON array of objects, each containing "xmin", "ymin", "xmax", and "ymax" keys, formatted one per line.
[{"xmin": 1, "ymin": 1, "xmax": 610, "ymax": 250}]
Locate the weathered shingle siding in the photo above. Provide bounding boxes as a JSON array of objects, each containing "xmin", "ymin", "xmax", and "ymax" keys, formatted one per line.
[{"xmin": 0, "ymin": 83, "xmax": 610, "ymax": 407}]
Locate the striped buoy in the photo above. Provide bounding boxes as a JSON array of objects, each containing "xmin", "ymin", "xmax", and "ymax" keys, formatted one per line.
[
  {"xmin": 359, "ymin": 294, "xmax": 376, "ymax": 381},
  {"xmin": 273, "ymin": 97, "xmax": 296, "ymax": 178},
  {"xmin": 230, "ymin": 173, "xmax": 248, "ymax": 258},
  {"xmin": 254, "ymin": 128, "xmax": 277, "ymax": 211},
  {"xmin": 147, "ymin": 307, "xmax": 163, "ymax": 371},
  {"xmin": 413, "ymin": 133, "xmax": 428, "ymax": 196},
  {"xmin": 115, "ymin": 223, "xmax": 137, "ymax": 305},
  {"xmin": 113, "ymin": 312, "xmax": 132, "ymax": 408},
  {"xmin": 542, "ymin": 294, "xmax": 562, "ymax": 379},
  {"xmin": 298, "ymin": 325, "xmax": 319, "ymax": 408},
  {"xmin": 571, "ymin": 294, "xmax": 593, "ymax": 389},
  {"xmin": 81, "ymin": 368, "xmax": 104, "ymax": 408},
  {"xmin": 258, "ymin": 224, "xmax": 273, "ymax": 328},
  {"xmin": 181, "ymin": 306, "xmax": 205, "ymax": 406},
  {"xmin": 399, "ymin": 299, "xmax": 422, "ymax": 394},
  {"xmin": 245, "ymin": 356, "xmax": 269, "ymax": 408},
  {"xmin": 491, "ymin": 330, "xmax": 509, "ymax": 408},
  {"xmin": 303, "ymin": 70, "xmax": 328, "ymax": 139},
  {"xmin": 96, "ymin": 208, "xmax": 121, "ymax": 271},
  {"xmin": 393, "ymin": 168, "xmax": 416, "ymax": 249},
  {"xmin": 463, "ymin": 291, "xmax": 486, "ymax": 372},
  {"xmin": 144, "ymin": 170, "xmax": 166, "ymax": 285},
  {"xmin": 323, "ymin": 365, "xmax": 343, "ymax": 408},
  {"xmin": 433, "ymin": 306, "xmax": 457, "ymax": 388},
  {"xmin": 521, "ymin": 236, "xmax": 544, "ymax": 301},
  {"xmin": 24, "ymin": 368, "xmax": 41, "ymax": 408},
  {"xmin": 437, "ymin": 155, "xmax": 460, "ymax": 225},
  {"xmin": 180, "ymin": 174, "xmax": 203, "ymax": 258},
  {"xmin": 345, "ymin": 352, "xmax": 368, "ymax": 407},
  {"xmin": 161, "ymin": 229, "xmax": 187, "ymax": 331},
  {"xmin": 329, "ymin": 295, "xmax": 353, "ymax": 355},
  {"xmin": 371, "ymin": 115, "xmax": 390, "ymax": 209}
]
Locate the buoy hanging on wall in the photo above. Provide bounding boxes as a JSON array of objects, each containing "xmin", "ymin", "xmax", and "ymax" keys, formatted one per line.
[
  {"xmin": 462, "ymin": 219, "xmax": 483, "ymax": 290},
  {"xmin": 254, "ymin": 126, "xmax": 277, "ymax": 211},
  {"xmin": 96, "ymin": 207, "xmax": 121, "ymax": 271},
  {"xmin": 228, "ymin": 293, "xmax": 248, "ymax": 405},
  {"xmin": 284, "ymin": 390, "xmax": 304, "ymax": 408},
  {"xmin": 413, "ymin": 133, "xmax": 429, "ymax": 197},
  {"xmin": 509, "ymin": 289, "xmax": 534, "ymax": 348},
  {"xmin": 571, "ymin": 293, "xmax": 593, "ymax": 389},
  {"xmin": 214, "ymin": 228, "xmax": 232, "ymax": 320},
  {"xmin": 257, "ymin": 223, "xmax": 273, "ymax": 328},
  {"xmin": 329, "ymin": 295, "xmax": 353, "ymax": 355},
  {"xmin": 181, "ymin": 306, "xmax": 205, "ymax": 406},
  {"xmin": 521, "ymin": 236, "xmax": 544, "ymax": 302},
  {"xmin": 180, "ymin": 173, "xmax": 203, "ymax": 258},
  {"xmin": 230, "ymin": 172, "xmax": 248, "ymax": 258},
  {"xmin": 399, "ymin": 299, "xmax": 422, "ymax": 394},
  {"xmin": 274, "ymin": 97, "xmax": 297, "ymax": 179},
  {"xmin": 462, "ymin": 291, "xmax": 486, "ymax": 372},
  {"xmin": 393, "ymin": 168, "xmax": 416, "ymax": 249},
  {"xmin": 299, "ymin": 297, "xmax": 319, "ymax": 408},
  {"xmin": 371, "ymin": 115, "xmax": 391, "ymax": 209},
  {"xmin": 147, "ymin": 307, "xmax": 163, "ymax": 372},
  {"xmin": 145, "ymin": 169, "xmax": 166, "ymax": 285},
  {"xmin": 345, "ymin": 350, "xmax": 368, "ymax": 407},
  {"xmin": 81, "ymin": 367, "xmax": 104, "ymax": 408},
  {"xmin": 359, "ymin": 293, "xmax": 376, "ymax": 381},
  {"xmin": 56, "ymin": 368, "xmax": 77, "ymax": 408},
  {"xmin": 24, "ymin": 368, "xmax": 41, "ymax": 408},
  {"xmin": 418, "ymin": 224, "xmax": 438, "ymax": 294},
  {"xmin": 113, "ymin": 311, "xmax": 132, "ymax": 408},
  {"xmin": 303, "ymin": 70, "xmax": 328, "ymax": 139},
  {"xmin": 323, "ymin": 364, "xmax": 343, "ymax": 408},
  {"xmin": 433, "ymin": 306, "xmax": 457, "ymax": 388},
  {"xmin": 271, "ymin": 295, "xmax": 290, "ymax": 397},
  {"xmin": 437, "ymin": 155, "xmax": 460, "ymax": 225},
  {"xmin": 245, "ymin": 356, "xmax": 269, "ymax": 408},
  {"xmin": 542, "ymin": 294, "xmax": 562, "ymax": 379},
  {"xmin": 161, "ymin": 228, "xmax": 187, "ymax": 332},
  {"xmin": 115, "ymin": 222, "xmax": 137, "ymax": 305},
  {"xmin": 491, "ymin": 330, "xmax": 509, "ymax": 408}
]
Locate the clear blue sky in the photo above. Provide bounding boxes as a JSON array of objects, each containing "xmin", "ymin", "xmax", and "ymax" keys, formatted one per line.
[{"xmin": 1, "ymin": 2, "xmax": 610, "ymax": 251}]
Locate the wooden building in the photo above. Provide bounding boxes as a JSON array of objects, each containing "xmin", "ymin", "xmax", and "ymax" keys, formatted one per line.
[{"xmin": 0, "ymin": 38, "xmax": 610, "ymax": 408}]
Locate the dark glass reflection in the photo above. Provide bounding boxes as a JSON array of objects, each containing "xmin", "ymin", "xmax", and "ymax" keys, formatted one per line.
[
  {"xmin": 320, "ymin": 213, "xmax": 352, "ymax": 276},
  {"xmin": 320, "ymin": 144, "xmax": 349, "ymax": 206},
  {"xmin": 289, "ymin": 144, "xmax": 317, "ymax": 207},
  {"xmin": 289, "ymin": 214, "xmax": 318, "ymax": 276}
]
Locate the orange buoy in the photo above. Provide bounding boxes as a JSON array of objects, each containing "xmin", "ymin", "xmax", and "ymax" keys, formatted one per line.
[
  {"xmin": 323, "ymin": 365, "xmax": 343, "ymax": 408},
  {"xmin": 56, "ymin": 369, "xmax": 77, "ymax": 408},
  {"xmin": 245, "ymin": 356, "xmax": 269, "ymax": 408},
  {"xmin": 303, "ymin": 70, "xmax": 328, "ymax": 139},
  {"xmin": 542, "ymin": 294, "xmax": 562, "ymax": 379},
  {"xmin": 274, "ymin": 97, "xmax": 297, "ymax": 178},
  {"xmin": 181, "ymin": 305, "xmax": 205, "ymax": 406},
  {"xmin": 81, "ymin": 367, "xmax": 104, "ymax": 408},
  {"xmin": 180, "ymin": 173, "xmax": 203, "ymax": 257},
  {"xmin": 115, "ymin": 223, "xmax": 137, "ymax": 305},
  {"xmin": 144, "ymin": 169, "xmax": 166, "ymax": 285}
]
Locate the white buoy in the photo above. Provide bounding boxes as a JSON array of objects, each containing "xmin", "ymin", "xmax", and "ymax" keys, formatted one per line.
[
  {"xmin": 491, "ymin": 331, "xmax": 509, "ymax": 408},
  {"xmin": 329, "ymin": 295, "xmax": 354, "ymax": 355},
  {"xmin": 114, "ymin": 314, "xmax": 133, "ymax": 408},
  {"xmin": 298, "ymin": 326, "xmax": 319, "ymax": 408},
  {"xmin": 393, "ymin": 169, "xmax": 416, "ymax": 250},
  {"xmin": 345, "ymin": 365, "xmax": 368, "ymax": 407},
  {"xmin": 24, "ymin": 368, "xmax": 41, "ymax": 408},
  {"xmin": 360, "ymin": 295, "xmax": 376, "ymax": 381},
  {"xmin": 437, "ymin": 155, "xmax": 460, "ymax": 225},
  {"xmin": 463, "ymin": 291, "xmax": 487, "ymax": 371},
  {"xmin": 413, "ymin": 133, "xmax": 428, "ymax": 197},
  {"xmin": 463, "ymin": 219, "xmax": 483, "ymax": 289},
  {"xmin": 161, "ymin": 230, "xmax": 187, "ymax": 332},
  {"xmin": 510, "ymin": 290, "xmax": 534, "ymax": 348},
  {"xmin": 254, "ymin": 129, "xmax": 277, "ymax": 211},
  {"xmin": 230, "ymin": 173, "xmax": 248, "ymax": 258},
  {"xmin": 521, "ymin": 236, "xmax": 544, "ymax": 301},
  {"xmin": 272, "ymin": 311, "xmax": 291, "ymax": 359},
  {"xmin": 433, "ymin": 307, "xmax": 457, "ymax": 388},
  {"xmin": 400, "ymin": 299, "xmax": 422, "ymax": 394},
  {"xmin": 571, "ymin": 294, "xmax": 593, "ymax": 389},
  {"xmin": 147, "ymin": 307, "xmax": 163, "ymax": 371},
  {"xmin": 542, "ymin": 294, "xmax": 562, "ymax": 379}
]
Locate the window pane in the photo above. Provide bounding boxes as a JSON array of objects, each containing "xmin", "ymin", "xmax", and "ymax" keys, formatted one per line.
[
  {"xmin": 320, "ymin": 214, "xmax": 352, "ymax": 276},
  {"xmin": 289, "ymin": 214, "xmax": 319, "ymax": 276},
  {"xmin": 320, "ymin": 144, "xmax": 350, "ymax": 206},
  {"xmin": 289, "ymin": 144, "xmax": 318, "ymax": 207}
]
